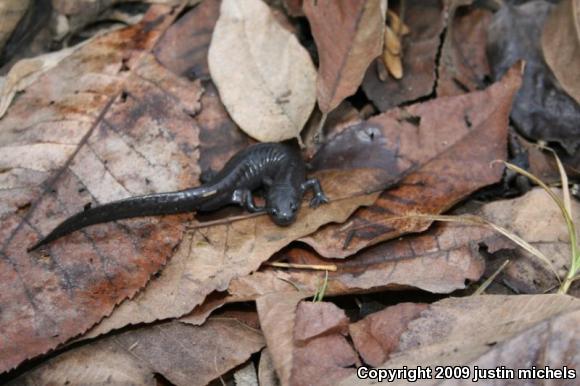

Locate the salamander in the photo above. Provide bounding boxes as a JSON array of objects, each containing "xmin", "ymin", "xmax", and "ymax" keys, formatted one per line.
[{"xmin": 29, "ymin": 142, "xmax": 328, "ymax": 251}]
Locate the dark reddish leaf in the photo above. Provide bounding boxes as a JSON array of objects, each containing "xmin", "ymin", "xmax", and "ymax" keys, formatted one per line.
[
  {"xmin": 294, "ymin": 302, "xmax": 349, "ymax": 343},
  {"xmin": 349, "ymin": 303, "xmax": 427, "ymax": 366},
  {"xmin": 362, "ymin": 0, "xmax": 445, "ymax": 111},
  {"xmin": 304, "ymin": 0, "xmax": 385, "ymax": 113},
  {"xmin": 154, "ymin": 0, "xmax": 219, "ymax": 80},
  {"xmin": 303, "ymin": 66, "xmax": 522, "ymax": 258},
  {"xmin": 257, "ymin": 296, "xmax": 358, "ymax": 386},
  {"xmin": 291, "ymin": 334, "xmax": 357, "ymax": 386}
]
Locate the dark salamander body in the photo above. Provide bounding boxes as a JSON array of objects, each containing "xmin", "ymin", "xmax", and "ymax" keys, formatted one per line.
[{"xmin": 29, "ymin": 143, "xmax": 328, "ymax": 251}]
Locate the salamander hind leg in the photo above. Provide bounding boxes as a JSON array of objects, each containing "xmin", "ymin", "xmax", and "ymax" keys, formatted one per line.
[
  {"xmin": 301, "ymin": 178, "xmax": 329, "ymax": 208},
  {"xmin": 232, "ymin": 189, "xmax": 266, "ymax": 213}
]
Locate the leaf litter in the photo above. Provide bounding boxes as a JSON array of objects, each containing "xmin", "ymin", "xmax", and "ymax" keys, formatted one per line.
[{"xmin": 1, "ymin": 0, "xmax": 579, "ymax": 384}]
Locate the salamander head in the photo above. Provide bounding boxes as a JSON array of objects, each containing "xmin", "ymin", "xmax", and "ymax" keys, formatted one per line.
[{"xmin": 266, "ymin": 185, "xmax": 301, "ymax": 226}]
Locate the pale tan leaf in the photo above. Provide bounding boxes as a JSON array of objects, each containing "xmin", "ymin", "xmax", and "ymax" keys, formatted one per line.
[
  {"xmin": 8, "ymin": 319, "xmax": 264, "ymax": 386},
  {"xmin": 340, "ymin": 294, "xmax": 580, "ymax": 385},
  {"xmin": 479, "ymin": 188, "xmax": 580, "ymax": 293},
  {"xmin": 0, "ymin": 45, "xmax": 85, "ymax": 119},
  {"xmin": 208, "ymin": 0, "xmax": 316, "ymax": 142}
]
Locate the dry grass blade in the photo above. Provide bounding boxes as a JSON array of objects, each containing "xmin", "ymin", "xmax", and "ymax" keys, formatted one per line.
[
  {"xmin": 503, "ymin": 161, "xmax": 578, "ymax": 293},
  {"xmin": 473, "ymin": 259, "xmax": 510, "ymax": 296},
  {"xmin": 540, "ymin": 146, "xmax": 573, "ymax": 216}
]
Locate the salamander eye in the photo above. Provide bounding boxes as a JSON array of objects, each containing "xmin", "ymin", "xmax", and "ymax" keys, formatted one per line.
[{"xmin": 271, "ymin": 208, "xmax": 278, "ymax": 216}]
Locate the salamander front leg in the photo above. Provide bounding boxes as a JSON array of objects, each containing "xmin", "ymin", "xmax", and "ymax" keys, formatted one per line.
[
  {"xmin": 301, "ymin": 178, "xmax": 329, "ymax": 208},
  {"xmin": 232, "ymin": 189, "xmax": 266, "ymax": 213}
]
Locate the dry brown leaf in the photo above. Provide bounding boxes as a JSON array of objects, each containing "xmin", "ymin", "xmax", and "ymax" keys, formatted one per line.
[
  {"xmin": 217, "ymin": 219, "xmax": 490, "ymax": 313},
  {"xmin": 542, "ymin": 0, "xmax": 580, "ymax": 105},
  {"xmin": 437, "ymin": 5, "xmax": 492, "ymax": 97},
  {"xmin": 195, "ymin": 81, "xmax": 255, "ymax": 174},
  {"xmin": 208, "ymin": 0, "xmax": 316, "ymax": 142},
  {"xmin": 154, "ymin": 0, "xmax": 220, "ymax": 80},
  {"xmin": 182, "ymin": 220, "xmax": 492, "ymax": 364},
  {"xmin": 304, "ymin": 0, "xmax": 386, "ymax": 113},
  {"xmin": 7, "ymin": 318, "xmax": 265, "ymax": 386},
  {"xmin": 302, "ymin": 65, "xmax": 522, "ymax": 258},
  {"xmin": 349, "ymin": 303, "xmax": 428, "ymax": 367},
  {"xmin": 517, "ymin": 136, "xmax": 580, "ymax": 181},
  {"xmin": 294, "ymin": 301, "xmax": 349, "ymax": 343},
  {"xmin": 178, "ymin": 216, "xmax": 509, "ymax": 363},
  {"xmin": 256, "ymin": 292, "xmax": 305, "ymax": 386},
  {"xmin": 153, "ymin": 0, "xmax": 256, "ymax": 173},
  {"xmin": 258, "ymin": 296, "xmax": 359, "ymax": 386},
  {"xmin": 0, "ymin": 5, "xmax": 197, "ymax": 373},
  {"xmin": 291, "ymin": 302, "xmax": 358, "ymax": 386},
  {"xmin": 82, "ymin": 169, "xmax": 381, "ymax": 339},
  {"xmin": 363, "ymin": 0, "xmax": 445, "ymax": 111},
  {"xmin": 51, "ymin": 0, "xmax": 195, "ymax": 40},
  {"xmin": 0, "ymin": 0, "xmax": 30, "ymax": 52},
  {"xmin": 340, "ymin": 294, "xmax": 580, "ymax": 385},
  {"xmin": 478, "ymin": 188, "xmax": 580, "ymax": 293}
]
